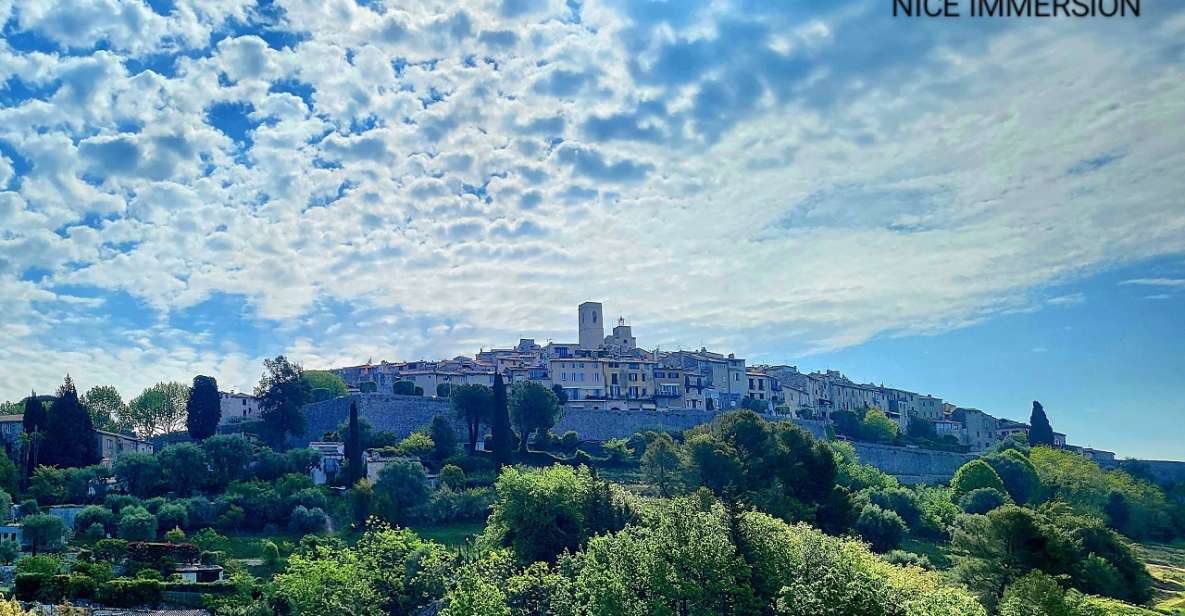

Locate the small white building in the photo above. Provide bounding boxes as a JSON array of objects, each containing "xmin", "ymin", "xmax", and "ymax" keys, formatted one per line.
[{"xmin": 219, "ymin": 392, "xmax": 262, "ymax": 428}]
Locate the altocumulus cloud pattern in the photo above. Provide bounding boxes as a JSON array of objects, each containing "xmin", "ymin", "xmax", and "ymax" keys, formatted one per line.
[{"xmin": 0, "ymin": 0, "xmax": 1183, "ymax": 396}]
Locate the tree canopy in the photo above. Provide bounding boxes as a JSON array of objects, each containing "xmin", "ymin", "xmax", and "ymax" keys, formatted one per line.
[
  {"xmin": 43, "ymin": 375, "xmax": 101, "ymax": 468},
  {"xmin": 185, "ymin": 375, "xmax": 221, "ymax": 440},
  {"xmin": 126, "ymin": 382, "xmax": 191, "ymax": 437},
  {"xmin": 255, "ymin": 356, "xmax": 311, "ymax": 448},
  {"xmin": 1028, "ymin": 400, "xmax": 1055, "ymax": 446},
  {"xmin": 508, "ymin": 381, "xmax": 561, "ymax": 453},
  {"xmin": 450, "ymin": 384, "xmax": 493, "ymax": 454}
]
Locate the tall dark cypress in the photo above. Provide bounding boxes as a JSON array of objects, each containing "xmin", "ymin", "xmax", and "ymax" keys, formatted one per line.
[
  {"xmin": 491, "ymin": 372, "xmax": 513, "ymax": 469},
  {"xmin": 43, "ymin": 375, "xmax": 100, "ymax": 468},
  {"xmin": 186, "ymin": 375, "xmax": 221, "ymax": 440},
  {"xmin": 1028, "ymin": 400, "xmax": 1055, "ymax": 447},
  {"xmin": 21, "ymin": 391, "xmax": 47, "ymax": 481},
  {"xmin": 345, "ymin": 400, "xmax": 364, "ymax": 485}
]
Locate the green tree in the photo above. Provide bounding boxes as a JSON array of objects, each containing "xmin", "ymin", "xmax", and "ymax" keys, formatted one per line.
[
  {"xmin": 1104, "ymin": 491, "xmax": 1130, "ymax": 531},
  {"xmin": 273, "ymin": 548, "xmax": 383, "ymax": 616},
  {"xmin": 112, "ymin": 453, "xmax": 161, "ymax": 497},
  {"xmin": 126, "ymin": 382, "xmax": 190, "ymax": 437},
  {"xmin": 0, "ymin": 538, "xmax": 18, "ymax": 564},
  {"xmin": 429, "ymin": 415, "xmax": 458, "ymax": 460},
  {"xmin": 1028, "ymin": 400, "xmax": 1055, "ymax": 447},
  {"xmin": 28, "ymin": 465, "xmax": 64, "ymax": 505},
  {"xmin": 43, "ymin": 376, "xmax": 101, "ymax": 468},
  {"xmin": 439, "ymin": 464, "xmax": 466, "ymax": 491},
  {"xmin": 951, "ymin": 459, "xmax": 1006, "ymax": 497},
  {"xmin": 22, "ymin": 513, "xmax": 67, "ymax": 555},
  {"xmin": 481, "ymin": 465, "xmax": 632, "ymax": 565},
  {"xmin": 395, "ymin": 432, "xmax": 434, "ymax": 458},
  {"xmin": 20, "ymin": 393, "xmax": 48, "ymax": 482},
  {"xmin": 80, "ymin": 385, "xmax": 125, "ymax": 431},
  {"xmin": 158, "ymin": 443, "xmax": 208, "ymax": 495},
  {"xmin": 0, "ymin": 451, "xmax": 18, "ymax": 497},
  {"xmin": 575, "ymin": 496, "xmax": 758, "ymax": 616},
  {"xmin": 393, "ymin": 381, "xmax": 420, "ymax": 396},
  {"xmin": 372, "ymin": 460, "xmax": 429, "ymax": 524},
  {"xmin": 983, "ymin": 449, "xmax": 1041, "ymax": 504},
  {"xmin": 117, "ymin": 505, "xmax": 158, "ymax": 540},
  {"xmin": 200, "ymin": 434, "xmax": 254, "ymax": 488},
  {"xmin": 998, "ymin": 571, "xmax": 1075, "ymax": 616},
  {"xmin": 859, "ymin": 407, "xmax": 899, "ymax": 442},
  {"xmin": 75, "ymin": 505, "xmax": 116, "ymax": 536},
  {"xmin": 185, "ymin": 375, "xmax": 221, "ymax": 440},
  {"xmin": 302, "ymin": 371, "xmax": 348, "ymax": 399},
  {"xmin": 255, "ymin": 356, "xmax": 311, "ymax": 448},
  {"xmin": 63, "ymin": 465, "xmax": 106, "ymax": 503},
  {"xmin": 960, "ymin": 487, "xmax": 1009, "ymax": 514},
  {"xmin": 451, "ymin": 384, "xmax": 492, "ymax": 454},
  {"xmin": 551, "ymin": 383, "xmax": 568, "ymax": 406},
  {"xmin": 508, "ymin": 381, "xmax": 560, "ymax": 453},
  {"xmin": 952, "ymin": 505, "xmax": 1077, "ymax": 608},
  {"xmin": 641, "ymin": 432, "xmax": 682, "ymax": 497},
  {"xmin": 907, "ymin": 414, "xmax": 938, "ymax": 439},
  {"xmin": 854, "ymin": 503, "xmax": 906, "ymax": 552},
  {"xmin": 354, "ymin": 523, "xmax": 452, "ymax": 615},
  {"xmin": 490, "ymin": 373, "xmax": 513, "ymax": 468}
]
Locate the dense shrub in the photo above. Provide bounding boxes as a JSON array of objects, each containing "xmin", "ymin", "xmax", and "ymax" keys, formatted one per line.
[
  {"xmin": 81, "ymin": 522, "xmax": 107, "ymax": 542},
  {"xmin": 439, "ymin": 464, "xmax": 466, "ymax": 491},
  {"xmin": 481, "ymin": 466, "xmax": 635, "ymax": 565},
  {"xmin": 1031, "ymin": 447, "xmax": 1177, "ymax": 541},
  {"xmin": 960, "ymin": 487, "xmax": 1009, "ymax": 514},
  {"xmin": 983, "ymin": 449, "xmax": 1041, "ymax": 504},
  {"xmin": 951, "ymin": 460, "xmax": 1006, "ymax": 496},
  {"xmin": 97, "ymin": 578, "xmax": 164, "ymax": 608},
  {"xmin": 415, "ymin": 487, "xmax": 496, "ymax": 524},
  {"xmin": 157, "ymin": 502, "xmax": 189, "ymax": 531},
  {"xmin": 287, "ymin": 505, "xmax": 327, "ymax": 534},
  {"xmin": 883, "ymin": 550, "xmax": 932, "ymax": 569},
  {"xmin": 104, "ymin": 494, "xmax": 142, "ymax": 514},
  {"xmin": 118, "ymin": 506, "xmax": 158, "ymax": 540},
  {"xmin": 865, "ymin": 486, "xmax": 922, "ymax": 528},
  {"xmin": 75, "ymin": 505, "xmax": 116, "ymax": 536},
  {"xmin": 854, "ymin": 503, "xmax": 906, "ymax": 552}
]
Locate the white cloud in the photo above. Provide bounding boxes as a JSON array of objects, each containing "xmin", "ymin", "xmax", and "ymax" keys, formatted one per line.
[
  {"xmin": 0, "ymin": 1, "xmax": 1182, "ymax": 401},
  {"xmin": 1120, "ymin": 278, "xmax": 1185, "ymax": 287}
]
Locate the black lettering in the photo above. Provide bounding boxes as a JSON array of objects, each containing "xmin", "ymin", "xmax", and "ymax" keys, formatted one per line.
[
  {"xmin": 1009, "ymin": 0, "xmax": 1031, "ymax": 16},
  {"xmin": 979, "ymin": 0, "xmax": 1004, "ymax": 16},
  {"xmin": 944, "ymin": 0, "xmax": 961, "ymax": 16},
  {"xmin": 1126, "ymin": 0, "xmax": 1140, "ymax": 16},
  {"xmin": 893, "ymin": 0, "xmax": 912, "ymax": 16},
  {"xmin": 1051, "ymin": 0, "xmax": 1069, "ymax": 15},
  {"xmin": 1069, "ymin": 0, "xmax": 1091, "ymax": 16},
  {"xmin": 1034, "ymin": 0, "xmax": 1051, "ymax": 16},
  {"xmin": 1099, "ymin": 0, "xmax": 1118, "ymax": 16}
]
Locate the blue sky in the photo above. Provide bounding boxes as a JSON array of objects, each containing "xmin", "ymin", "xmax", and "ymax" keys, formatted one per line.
[{"xmin": 0, "ymin": 0, "xmax": 1182, "ymax": 459}]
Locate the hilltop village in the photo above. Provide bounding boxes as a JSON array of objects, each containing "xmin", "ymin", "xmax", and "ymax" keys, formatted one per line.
[{"xmin": 284, "ymin": 301, "xmax": 1111, "ymax": 460}]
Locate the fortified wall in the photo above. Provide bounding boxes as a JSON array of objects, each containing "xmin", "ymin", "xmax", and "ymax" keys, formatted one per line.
[
  {"xmin": 298, "ymin": 394, "xmax": 966, "ymax": 483},
  {"xmin": 850, "ymin": 442, "xmax": 976, "ymax": 485}
]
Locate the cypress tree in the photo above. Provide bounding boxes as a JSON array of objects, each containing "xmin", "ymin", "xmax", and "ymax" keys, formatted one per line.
[
  {"xmin": 345, "ymin": 400, "xmax": 364, "ymax": 485},
  {"xmin": 43, "ymin": 375, "xmax": 100, "ymax": 468},
  {"xmin": 21, "ymin": 391, "xmax": 47, "ymax": 481},
  {"xmin": 1028, "ymin": 400, "xmax": 1055, "ymax": 446},
  {"xmin": 186, "ymin": 375, "xmax": 222, "ymax": 440},
  {"xmin": 491, "ymin": 372, "xmax": 513, "ymax": 469}
]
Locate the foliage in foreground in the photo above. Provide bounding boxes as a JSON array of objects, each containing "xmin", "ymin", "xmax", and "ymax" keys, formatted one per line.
[{"xmin": 445, "ymin": 494, "xmax": 986, "ymax": 616}]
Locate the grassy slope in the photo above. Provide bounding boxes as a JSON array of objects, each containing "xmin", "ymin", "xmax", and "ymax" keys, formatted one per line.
[{"xmin": 1136, "ymin": 543, "xmax": 1185, "ymax": 614}]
